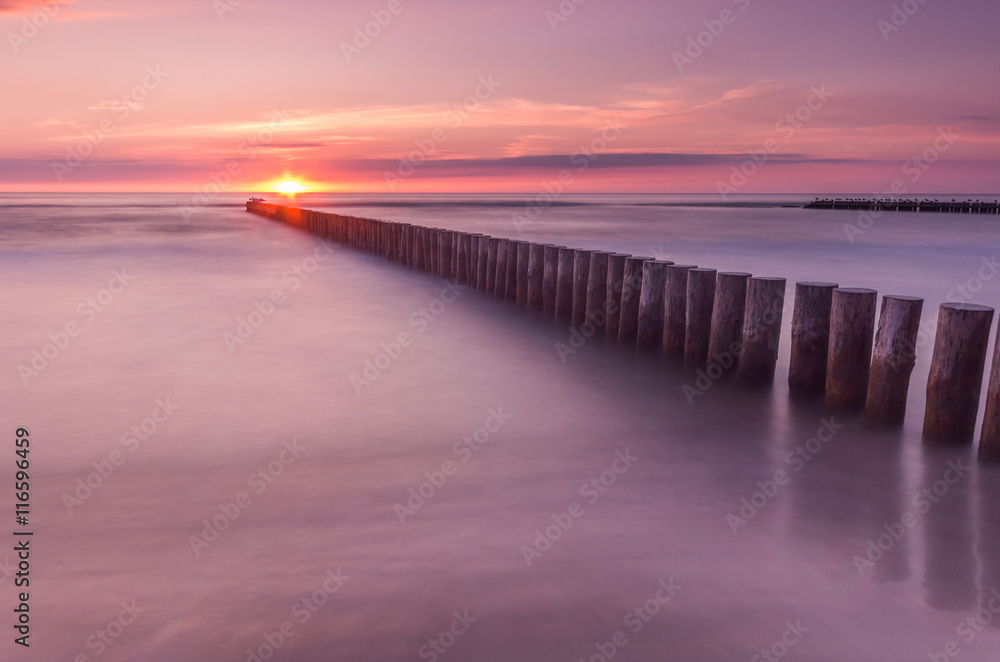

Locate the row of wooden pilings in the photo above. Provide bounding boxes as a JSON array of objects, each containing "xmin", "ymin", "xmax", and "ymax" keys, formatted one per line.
[{"xmin": 248, "ymin": 201, "xmax": 1000, "ymax": 462}]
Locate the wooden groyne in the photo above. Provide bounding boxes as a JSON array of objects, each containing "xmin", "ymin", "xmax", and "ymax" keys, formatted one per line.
[
  {"xmin": 804, "ymin": 198, "xmax": 1000, "ymax": 214},
  {"xmin": 246, "ymin": 200, "xmax": 1000, "ymax": 461}
]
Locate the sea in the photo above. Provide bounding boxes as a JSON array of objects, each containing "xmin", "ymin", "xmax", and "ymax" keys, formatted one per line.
[{"xmin": 2, "ymin": 192, "xmax": 1000, "ymax": 661}]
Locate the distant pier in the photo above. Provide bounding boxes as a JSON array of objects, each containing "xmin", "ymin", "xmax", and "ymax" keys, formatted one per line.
[
  {"xmin": 804, "ymin": 198, "xmax": 1000, "ymax": 214},
  {"xmin": 246, "ymin": 199, "xmax": 1000, "ymax": 461}
]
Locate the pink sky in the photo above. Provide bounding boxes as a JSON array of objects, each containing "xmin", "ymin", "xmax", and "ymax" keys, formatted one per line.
[{"xmin": 1, "ymin": 0, "xmax": 998, "ymax": 193}]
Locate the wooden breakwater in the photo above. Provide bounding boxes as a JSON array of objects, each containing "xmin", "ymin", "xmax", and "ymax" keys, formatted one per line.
[
  {"xmin": 804, "ymin": 198, "xmax": 1000, "ymax": 214},
  {"xmin": 247, "ymin": 200, "xmax": 1000, "ymax": 461}
]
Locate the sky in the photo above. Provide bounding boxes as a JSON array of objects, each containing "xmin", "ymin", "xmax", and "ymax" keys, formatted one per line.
[{"xmin": 1, "ymin": 0, "xmax": 998, "ymax": 194}]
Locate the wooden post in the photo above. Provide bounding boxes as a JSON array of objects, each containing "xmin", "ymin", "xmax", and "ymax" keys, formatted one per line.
[
  {"xmin": 468, "ymin": 235, "xmax": 480, "ymax": 284},
  {"xmin": 585, "ymin": 252, "xmax": 610, "ymax": 326},
  {"xmin": 456, "ymin": 233, "xmax": 470, "ymax": 285},
  {"xmin": 495, "ymin": 239, "xmax": 510, "ymax": 299},
  {"xmin": 736, "ymin": 277, "xmax": 787, "ymax": 385},
  {"xmin": 555, "ymin": 248, "xmax": 575, "ymax": 320},
  {"xmin": 543, "ymin": 245, "xmax": 562, "ymax": 314},
  {"xmin": 516, "ymin": 241, "xmax": 530, "ymax": 306},
  {"xmin": 684, "ymin": 268, "xmax": 717, "ymax": 367},
  {"xmin": 979, "ymin": 322, "xmax": 1000, "ymax": 461},
  {"xmin": 605, "ymin": 254, "xmax": 630, "ymax": 340},
  {"xmin": 788, "ymin": 282, "xmax": 839, "ymax": 396},
  {"xmin": 923, "ymin": 303, "xmax": 995, "ymax": 443},
  {"xmin": 528, "ymin": 244, "xmax": 545, "ymax": 310},
  {"xmin": 427, "ymin": 229, "xmax": 438, "ymax": 275},
  {"xmin": 438, "ymin": 231, "xmax": 453, "ymax": 279},
  {"xmin": 403, "ymin": 225, "xmax": 414, "ymax": 267},
  {"xmin": 505, "ymin": 241, "xmax": 520, "ymax": 303},
  {"xmin": 637, "ymin": 260, "xmax": 671, "ymax": 349},
  {"xmin": 826, "ymin": 288, "xmax": 878, "ymax": 410},
  {"xmin": 477, "ymin": 236, "xmax": 491, "ymax": 291},
  {"xmin": 413, "ymin": 227, "xmax": 426, "ymax": 271},
  {"xmin": 865, "ymin": 295, "xmax": 924, "ymax": 426},
  {"xmin": 486, "ymin": 238, "xmax": 500, "ymax": 294},
  {"xmin": 663, "ymin": 264, "xmax": 694, "ymax": 359},
  {"xmin": 707, "ymin": 272, "xmax": 751, "ymax": 376},
  {"xmin": 572, "ymin": 250, "xmax": 592, "ymax": 326},
  {"xmin": 618, "ymin": 257, "xmax": 651, "ymax": 345}
]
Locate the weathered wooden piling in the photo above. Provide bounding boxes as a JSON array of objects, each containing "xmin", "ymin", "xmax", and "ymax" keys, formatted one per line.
[
  {"xmin": 618, "ymin": 257, "xmax": 651, "ymax": 345},
  {"xmin": 528, "ymin": 244, "xmax": 545, "ymax": 311},
  {"xmin": 427, "ymin": 229, "xmax": 439, "ymax": 275},
  {"xmin": 517, "ymin": 242, "xmax": 531, "ymax": 306},
  {"xmin": 439, "ymin": 231, "xmax": 454, "ymax": 279},
  {"xmin": 403, "ymin": 225, "xmax": 414, "ymax": 268},
  {"xmin": 826, "ymin": 288, "xmax": 878, "ymax": 410},
  {"xmin": 605, "ymin": 254, "xmax": 629, "ymax": 340},
  {"xmin": 923, "ymin": 303, "xmax": 995, "ymax": 443},
  {"xmin": 555, "ymin": 248, "xmax": 576, "ymax": 321},
  {"xmin": 477, "ymin": 236, "xmax": 490, "ymax": 291},
  {"xmin": 505, "ymin": 241, "xmax": 520, "ymax": 303},
  {"xmin": 663, "ymin": 264, "xmax": 694, "ymax": 359},
  {"xmin": 684, "ymin": 268, "xmax": 717, "ymax": 367},
  {"xmin": 637, "ymin": 260, "xmax": 670, "ymax": 349},
  {"xmin": 980, "ymin": 323, "xmax": 1000, "ymax": 461},
  {"xmin": 585, "ymin": 252, "xmax": 610, "ymax": 326},
  {"xmin": 543, "ymin": 245, "xmax": 562, "ymax": 314},
  {"xmin": 788, "ymin": 282, "xmax": 839, "ymax": 396},
  {"xmin": 494, "ymin": 239, "xmax": 510, "ymax": 299},
  {"xmin": 572, "ymin": 250, "xmax": 593, "ymax": 326},
  {"xmin": 456, "ymin": 233, "xmax": 471, "ymax": 284},
  {"xmin": 736, "ymin": 277, "xmax": 787, "ymax": 385},
  {"xmin": 865, "ymin": 295, "xmax": 924, "ymax": 426},
  {"xmin": 486, "ymin": 238, "xmax": 499, "ymax": 294},
  {"xmin": 707, "ymin": 272, "xmax": 752, "ymax": 376}
]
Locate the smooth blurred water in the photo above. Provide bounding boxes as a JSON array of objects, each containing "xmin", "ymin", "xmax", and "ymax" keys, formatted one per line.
[{"xmin": 2, "ymin": 192, "xmax": 1000, "ymax": 661}]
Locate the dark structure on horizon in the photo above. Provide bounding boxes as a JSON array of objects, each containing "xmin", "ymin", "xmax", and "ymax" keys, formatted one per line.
[{"xmin": 805, "ymin": 198, "xmax": 1000, "ymax": 214}]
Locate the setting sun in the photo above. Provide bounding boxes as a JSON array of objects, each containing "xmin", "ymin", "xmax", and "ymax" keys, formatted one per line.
[{"xmin": 275, "ymin": 180, "xmax": 306, "ymax": 195}]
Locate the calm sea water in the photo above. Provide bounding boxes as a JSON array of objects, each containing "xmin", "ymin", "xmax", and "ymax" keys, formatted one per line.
[{"xmin": 2, "ymin": 192, "xmax": 1000, "ymax": 661}]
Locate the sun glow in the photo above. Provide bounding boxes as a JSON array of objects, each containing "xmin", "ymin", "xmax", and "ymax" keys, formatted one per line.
[{"xmin": 275, "ymin": 180, "xmax": 307, "ymax": 195}]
